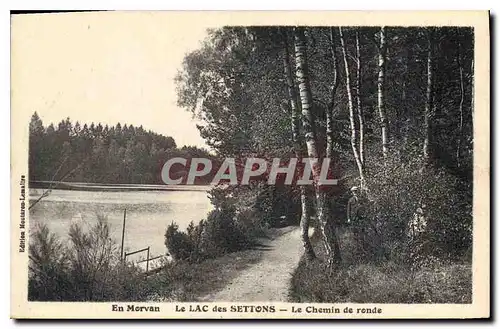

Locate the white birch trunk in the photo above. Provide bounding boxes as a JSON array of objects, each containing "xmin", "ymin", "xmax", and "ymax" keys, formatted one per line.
[
  {"xmin": 377, "ymin": 27, "xmax": 389, "ymax": 158},
  {"xmin": 339, "ymin": 27, "xmax": 365, "ymax": 186},
  {"xmin": 456, "ymin": 40, "xmax": 465, "ymax": 167},
  {"xmin": 295, "ymin": 27, "xmax": 341, "ymax": 264},
  {"xmin": 423, "ymin": 29, "xmax": 433, "ymax": 162},
  {"xmin": 355, "ymin": 30, "xmax": 365, "ymax": 166},
  {"xmin": 282, "ymin": 30, "xmax": 316, "ymax": 260}
]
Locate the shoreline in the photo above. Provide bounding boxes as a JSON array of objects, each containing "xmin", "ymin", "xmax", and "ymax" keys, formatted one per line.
[{"xmin": 29, "ymin": 181, "xmax": 212, "ymax": 193}]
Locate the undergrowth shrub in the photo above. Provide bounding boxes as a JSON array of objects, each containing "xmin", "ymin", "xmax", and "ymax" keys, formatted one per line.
[
  {"xmin": 28, "ymin": 225, "xmax": 72, "ymax": 301},
  {"xmin": 290, "ymin": 256, "xmax": 472, "ymax": 303},
  {"xmin": 165, "ymin": 206, "xmax": 252, "ymax": 262},
  {"xmin": 204, "ymin": 206, "xmax": 252, "ymax": 255},
  {"xmin": 28, "ymin": 216, "xmax": 153, "ymax": 301},
  {"xmin": 165, "ymin": 222, "xmax": 196, "ymax": 261},
  {"xmin": 290, "ymin": 231, "xmax": 472, "ymax": 304},
  {"xmin": 209, "ymin": 183, "xmax": 300, "ymax": 229},
  {"xmin": 356, "ymin": 150, "xmax": 472, "ymax": 265}
]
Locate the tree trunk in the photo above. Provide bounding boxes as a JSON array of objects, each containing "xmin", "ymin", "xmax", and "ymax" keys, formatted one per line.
[
  {"xmin": 300, "ymin": 186, "xmax": 316, "ymax": 260},
  {"xmin": 295, "ymin": 27, "xmax": 341, "ymax": 264},
  {"xmin": 415, "ymin": 29, "xmax": 434, "ymax": 244},
  {"xmin": 377, "ymin": 26, "xmax": 389, "ymax": 158},
  {"xmin": 423, "ymin": 29, "xmax": 433, "ymax": 163},
  {"xmin": 327, "ymin": 27, "xmax": 339, "ymax": 159},
  {"xmin": 471, "ymin": 58, "xmax": 474, "ymax": 113},
  {"xmin": 324, "ymin": 27, "xmax": 342, "ymax": 263},
  {"xmin": 456, "ymin": 39, "xmax": 464, "ymax": 167},
  {"xmin": 282, "ymin": 30, "xmax": 316, "ymax": 261},
  {"xmin": 339, "ymin": 27, "xmax": 365, "ymax": 187},
  {"xmin": 295, "ymin": 28, "xmax": 319, "ymax": 160},
  {"xmin": 400, "ymin": 36, "xmax": 411, "ymax": 158},
  {"xmin": 355, "ymin": 30, "xmax": 365, "ymax": 166}
]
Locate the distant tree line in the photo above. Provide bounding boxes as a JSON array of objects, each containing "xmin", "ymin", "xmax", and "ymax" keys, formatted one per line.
[{"xmin": 28, "ymin": 112, "xmax": 213, "ymax": 185}]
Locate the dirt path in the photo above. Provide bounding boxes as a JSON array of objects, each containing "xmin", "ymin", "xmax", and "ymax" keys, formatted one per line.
[{"xmin": 198, "ymin": 226, "xmax": 303, "ymax": 302}]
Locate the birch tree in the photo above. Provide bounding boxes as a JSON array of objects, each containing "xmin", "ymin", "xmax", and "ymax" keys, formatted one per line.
[
  {"xmin": 339, "ymin": 27, "xmax": 365, "ymax": 187},
  {"xmin": 423, "ymin": 28, "xmax": 433, "ymax": 163},
  {"xmin": 326, "ymin": 27, "xmax": 339, "ymax": 160},
  {"xmin": 456, "ymin": 38, "xmax": 465, "ymax": 167},
  {"xmin": 294, "ymin": 27, "xmax": 341, "ymax": 264},
  {"xmin": 282, "ymin": 30, "xmax": 316, "ymax": 260},
  {"xmin": 377, "ymin": 27, "xmax": 389, "ymax": 158},
  {"xmin": 355, "ymin": 30, "xmax": 365, "ymax": 166}
]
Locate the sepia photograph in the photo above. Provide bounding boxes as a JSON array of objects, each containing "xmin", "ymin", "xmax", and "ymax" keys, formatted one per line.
[{"xmin": 10, "ymin": 11, "xmax": 489, "ymax": 319}]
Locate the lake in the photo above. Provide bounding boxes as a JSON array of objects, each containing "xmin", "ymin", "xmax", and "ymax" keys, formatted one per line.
[{"xmin": 29, "ymin": 188, "xmax": 213, "ymax": 264}]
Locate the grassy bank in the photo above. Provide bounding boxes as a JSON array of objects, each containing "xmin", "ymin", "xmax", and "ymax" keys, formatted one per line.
[{"xmin": 289, "ymin": 230, "xmax": 472, "ymax": 304}]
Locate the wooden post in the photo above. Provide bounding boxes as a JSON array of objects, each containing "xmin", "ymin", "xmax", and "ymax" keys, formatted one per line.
[
  {"xmin": 146, "ymin": 246, "xmax": 150, "ymax": 273},
  {"xmin": 120, "ymin": 209, "xmax": 127, "ymax": 261}
]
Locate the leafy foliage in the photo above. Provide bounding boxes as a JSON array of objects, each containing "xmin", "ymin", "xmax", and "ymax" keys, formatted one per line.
[
  {"xmin": 360, "ymin": 150, "xmax": 472, "ymax": 264},
  {"xmin": 165, "ymin": 222, "xmax": 197, "ymax": 261},
  {"xmin": 176, "ymin": 26, "xmax": 473, "ymax": 263},
  {"xmin": 164, "ymin": 206, "xmax": 252, "ymax": 262},
  {"xmin": 176, "ymin": 26, "xmax": 474, "ymax": 302}
]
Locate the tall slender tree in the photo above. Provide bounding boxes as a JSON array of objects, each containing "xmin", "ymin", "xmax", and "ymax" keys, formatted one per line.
[
  {"xmin": 456, "ymin": 37, "xmax": 465, "ymax": 167},
  {"xmin": 377, "ymin": 26, "xmax": 389, "ymax": 158},
  {"xmin": 295, "ymin": 27, "xmax": 341, "ymax": 264},
  {"xmin": 423, "ymin": 28, "xmax": 434, "ymax": 163},
  {"xmin": 282, "ymin": 30, "xmax": 316, "ymax": 261},
  {"xmin": 339, "ymin": 27, "xmax": 365, "ymax": 187},
  {"xmin": 326, "ymin": 27, "xmax": 339, "ymax": 160},
  {"xmin": 355, "ymin": 29, "xmax": 365, "ymax": 166}
]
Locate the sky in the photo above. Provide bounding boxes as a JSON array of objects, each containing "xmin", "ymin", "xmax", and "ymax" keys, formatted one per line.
[{"xmin": 12, "ymin": 12, "xmax": 211, "ymax": 149}]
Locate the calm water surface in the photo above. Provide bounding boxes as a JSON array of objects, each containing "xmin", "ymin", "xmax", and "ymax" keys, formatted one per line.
[{"xmin": 29, "ymin": 188, "xmax": 213, "ymax": 261}]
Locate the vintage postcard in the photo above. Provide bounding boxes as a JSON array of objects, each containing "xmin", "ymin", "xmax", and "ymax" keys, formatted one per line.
[{"xmin": 10, "ymin": 11, "xmax": 490, "ymax": 319}]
